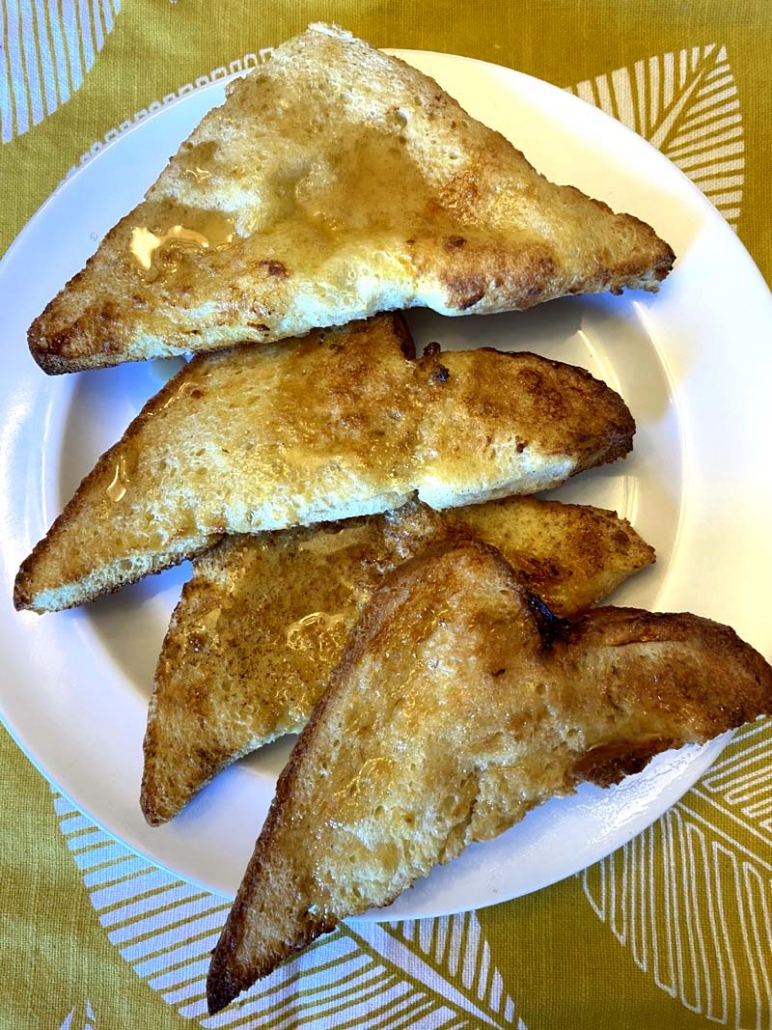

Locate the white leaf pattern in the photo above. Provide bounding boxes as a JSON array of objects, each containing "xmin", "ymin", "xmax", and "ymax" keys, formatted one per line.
[
  {"xmin": 0, "ymin": 0, "xmax": 120, "ymax": 144},
  {"xmin": 64, "ymin": 50, "xmax": 271, "ymax": 178},
  {"xmin": 568, "ymin": 44, "xmax": 745, "ymax": 228},
  {"xmin": 580, "ymin": 722, "xmax": 772, "ymax": 1027},
  {"xmin": 381, "ymin": 916, "xmax": 519, "ymax": 1023},
  {"xmin": 57, "ymin": 999, "xmax": 98, "ymax": 1029},
  {"xmin": 52, "ymin": 791, "xmax": 525, "ymax": 1029}
]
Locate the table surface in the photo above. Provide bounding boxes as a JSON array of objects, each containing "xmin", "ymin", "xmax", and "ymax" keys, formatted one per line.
[{"xmin": 2, "ymin": 2, "xmax": 771, "ymax": 1028}]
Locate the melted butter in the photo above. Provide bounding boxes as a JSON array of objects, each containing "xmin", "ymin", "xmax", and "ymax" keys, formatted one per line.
[
  {"xmin": 182, "ymin": 606, "xmax": 224, "ymax": 658},
  {"xmin": 184, "ymin": 165, "xmax": 213, "ymax": 183},
  {"xmin": 332, "ymin": 756, "xmax": 393, "ymax": 807},
  {"xmin": 106, "ymin": 455, "xmax": 131, "ymax": 502},
  {"xmin": 198, "ymin": 607, "xmax": 222, "ymax": 634},
  {"xmin": 129, "ymin": 211, "xmax": 235, "ymax": 282},
  {"xmin": 290, "ymin": 127, "xmax": 448, "ymax": 239},
  {"xmin": 286, "ymin": 610, "xmax": 349, "ymax": 652},
  {"xmin": 160, "ymin": 377, "xmax": 201, "ymax": 411},
  {"xmin": 303, "ymin": 208, "xmax": 343, "ymax": 239}
]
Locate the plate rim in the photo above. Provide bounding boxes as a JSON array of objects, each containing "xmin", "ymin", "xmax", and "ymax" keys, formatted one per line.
[{"xmin": 0, "ymin": 47, "xmax": 770, "ymax": 916}]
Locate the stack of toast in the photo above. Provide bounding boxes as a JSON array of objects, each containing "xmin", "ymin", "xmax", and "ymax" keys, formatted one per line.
[{"xmin": 14, "ymin": 23, "xmax": 772, "ymax": 1016}]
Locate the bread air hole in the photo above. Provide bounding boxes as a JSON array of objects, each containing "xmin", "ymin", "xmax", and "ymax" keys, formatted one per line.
[{"xmin": 387, "ymin": 109, "xmax": 408, "ymax": 129}]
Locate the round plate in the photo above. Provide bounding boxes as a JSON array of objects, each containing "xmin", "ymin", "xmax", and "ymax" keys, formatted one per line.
[{"xmin": 1, "ymin": 50, "xmax": 770, "ymax": 916}]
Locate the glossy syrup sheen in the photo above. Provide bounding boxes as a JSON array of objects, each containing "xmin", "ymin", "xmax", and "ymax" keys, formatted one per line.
[
  {"xmin": 124, "ymin": 104, "xmax": 505, "ymax": 291},
  {"xmin": 129, "ymin": 211, "xmax": 236, "ymax": 283},
  {"xmin": 172, "ymin": 520, "xmax": 390, "ymax": 734}
]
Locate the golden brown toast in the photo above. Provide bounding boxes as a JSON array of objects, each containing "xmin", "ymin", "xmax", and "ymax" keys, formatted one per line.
[
  {"xmin": 29, "ymin": 24, "xmax": 674, "ymax": 374},
  {"xmin": 14, "ymin": 313, "xmax": 635, "ymax": 614},
  {"xmin": 141, "ymin": 496, "xmax": 655, "ymax": 825},
  {"xmin": 206, "ymin": 542, "xmax": 772, "ymax": 1012}
]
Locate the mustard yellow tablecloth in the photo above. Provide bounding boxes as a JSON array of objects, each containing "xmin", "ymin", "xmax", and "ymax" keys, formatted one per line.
[{"xmin": 2, "ymin": 3, "xmax": 771, "ymax": 1028}]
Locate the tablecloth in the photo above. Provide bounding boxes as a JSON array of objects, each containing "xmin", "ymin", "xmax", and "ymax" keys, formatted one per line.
[{"xmin": 2, "ymin": 2, "xmax": 771, "ymax": 1027}]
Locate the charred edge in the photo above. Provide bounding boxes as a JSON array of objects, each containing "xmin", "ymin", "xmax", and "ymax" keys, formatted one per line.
[
  {"xmin": 206, "ymin": 908, "xmax": 339, "ymax": 1014},
  {"xmin": 390, "ymin": 312, "xmax": 417, "ymax": 361},
  {"xmin": 573, "ymin": 738, "xmax": 679, "ymax": 788},
  {"xmin": 420, "ymin": 341, "xmax": 451, "ymax": 383},
  {"xmin": 526, "ymin": 594, "xmax": 572, "ymax": 648},
  {"xmin": 206, "ymin": 958, "xmax": 242, "ymax": 1016},
  {"xmin": 258, "ymin": 260, "xmax": 289, "ymax": 278}
]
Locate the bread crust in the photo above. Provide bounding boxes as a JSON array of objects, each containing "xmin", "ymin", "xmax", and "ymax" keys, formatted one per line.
[
  {"xmin": 140, "ymin": 495, "xmax": 655, "ymax": 825},
  {"xmin": 15, "ymin": 313, "xmax": 635, "ymax": 614},
  {"xmin": 28, "ymin": 24, "xmax": 674, "ymax": 374},
  {"xmin": 206, "ymin": 542, "xmax": 772, "ymax": 1012}
]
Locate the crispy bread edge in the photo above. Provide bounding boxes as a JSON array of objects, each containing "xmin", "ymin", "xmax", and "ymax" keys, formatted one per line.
[{"xmin": 13, "ymin": 353, "xmax": 223, "ymax": 612}]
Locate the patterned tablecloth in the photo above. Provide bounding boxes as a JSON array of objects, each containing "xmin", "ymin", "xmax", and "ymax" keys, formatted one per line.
[{"xmin": 2, "ymin": 2, "xmax": 771, "ymax": 1028}]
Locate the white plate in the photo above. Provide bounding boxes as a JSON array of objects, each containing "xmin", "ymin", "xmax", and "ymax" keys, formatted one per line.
[{"xmin": 1, "ymin": 50, "xmax": 771, "ymax": 917}]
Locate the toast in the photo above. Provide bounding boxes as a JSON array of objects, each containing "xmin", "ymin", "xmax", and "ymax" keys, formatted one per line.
[
  {"xmin": 28, "ymin": 24, "xmax": 674, "ymax": 374},
  {"xmin": 141, "ymin": 496, "xmax": 656, "ymax": 825},
  {"xmin": 14, "ymin": 313, "xmax": 635, "ymax": 614},
  {"xmin": 206, "ymin": 542, "xmax": 772, "ymax": 1012}
]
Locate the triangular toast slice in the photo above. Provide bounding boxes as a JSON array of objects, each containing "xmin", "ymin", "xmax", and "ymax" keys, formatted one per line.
[
  {"xmin": 29, "ymin": 24, "xmax": 674, "ymax": 374},
  {"xmin": 141, "ymin": 496, "xmax": 656, "ymax": 824},
  {"xmin": 14, "ymin": 313, "xmax": 635, "ymax": 614},
  {"xmin": 206, "ymin": 542, "xmax": 772, "ymax": 1012}
]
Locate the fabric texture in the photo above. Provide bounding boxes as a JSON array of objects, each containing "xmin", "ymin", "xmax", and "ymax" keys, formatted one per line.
[{"xmin": 1, "ymin": 2, "xmax": 771, "ymax": 1028}]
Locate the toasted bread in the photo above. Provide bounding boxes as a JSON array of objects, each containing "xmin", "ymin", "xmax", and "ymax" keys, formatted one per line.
[
  {"xmin": 14, "ymin": 313, "xmax": 635, "ymax": 614},
  {"xmin": 206, "ymin": 542, "xmax": 772, "ymax": 1012},
  {"xmin": 28, "ymin": 24, "xmax": 674, "ymax": 374},
  {"xmin": 141, "ymin": 496, "xmax": 655, "ymax": 825}
]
